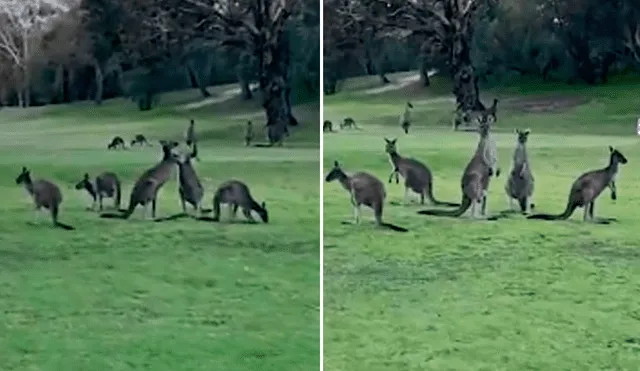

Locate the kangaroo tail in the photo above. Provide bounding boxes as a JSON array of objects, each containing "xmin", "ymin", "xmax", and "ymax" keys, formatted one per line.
[
  {"xmin": 527, "ymin": 200, "xmax": 576, "ymax": 221},
  {"xmin": 54, "ymin": 221, "xmax": 75, "ymax": 230},
  {"xmin": 417, "ymin": 195, "xmax": 471, "ymax": 217},
  {"xmin": 115, "ymin": 180, "xmax": 122, "ymax": 209},
  {"xmin": 101, "ymin": 199, "xmax": 136, "ymax": 219},
  {"xmin": 253, "ymin": 143, "xmax": 274, "ymax": 148},
  {"xmin": 379, "ymin": 222, "xmax": 409, "ymax": 232},
  {"xmin": 154, "ymin": 212, "xmax": 189, "ymax": 222},
  {"xmin": 426, "ymin": 182, "xmax": 460, "ymax": 207}
]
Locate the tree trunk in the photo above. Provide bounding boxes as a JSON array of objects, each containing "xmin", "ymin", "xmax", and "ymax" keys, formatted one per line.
[
  {"xmin": 93, "ymin": 59, "xmax": 104, "ymax": 104},
  {"xmin": 239, "ymin": 77, "xmax": 252, "ymax": 100},
  {"xmin": 261, "ymin": 34, "xmax": 297, "ymax": 145},
  {"xmin": 68, "ymin": 68, "xmax": 77, "ymax": 102},
  {"xmin": 450, "ymin": 30, "xmax": 483, "ymax": 113},
  {"xmin": 420, "ymin": 60, "xmax": 431, "ymax": 87},
  {"xmin": 186, "ymin": 62, "xmax": 211, "ymax": 98}
]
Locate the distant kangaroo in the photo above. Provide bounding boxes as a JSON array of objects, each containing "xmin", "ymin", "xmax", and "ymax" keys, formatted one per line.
[
  {"xmin": 417, "ymin": 114, "xmax": 500, "ymax": 219},
  {"xmin": 75, "ymin": 171, "xmax": 121, "ymax": 211},
  {"xmin": 485, "ymin": 98, "xmax": 498, "ymax": 122},
  {"xmin": 325, "ymin": 160, "xmax": 408, "ymax": 232},
  {"xmin": 131, "ymin": 134, "xmax": 150, "ymax": 147},
  {"xmin": 185, "ymin": 119, "xmax": 196, "ymax": 146},
  {"xmin": 15, "ymin": 167, "xmax": 74, "ymax": 230},
  {"xmin": 107, "ymin": 136, "xmax": 125, "ymax": 150},
  {"xmin": 100, "ymin": 140, "xmax": 180, "ymax": 220},
  {"xmin": 340, "ymin": 117, "xmax": 359, "ymax": 130},
  {"xmin": 245, "ymin": 120, "xmax": 254, "ymax": 146},
  {"xmin": 323, "ymin": 120, "xmax": 334, "ymax": 133},
  {"xmin": 399, "ymin": 101, "xmax": 414, "ymax": 134},
  {"xmin": 505, "ymin": 129, "xmax": 535, "ymax": 213},
  {"xmin": 208, "ymin": 180, "xmax": 268, "ymax": 223},
  {"xmin": 528, "ymin": 146, "xmax": 627, "ymax": 223},
  {"xmin": 385, "ymin": 137, "xmax": 459, "ymax": 206}
]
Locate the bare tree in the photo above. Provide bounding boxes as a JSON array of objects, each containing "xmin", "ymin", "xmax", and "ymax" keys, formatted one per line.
[{"xmin": 0, "ymin": 0, "xmax": 75, "ymax": 107}]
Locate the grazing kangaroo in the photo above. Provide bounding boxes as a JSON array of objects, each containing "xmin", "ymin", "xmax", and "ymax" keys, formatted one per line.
[
  {"xmin": 245, "ymin": 120, "xmax": 254, "ymax": 146},
  {"xmin": 417, "ymin": 114, "xmax": 500, "ymax": 219},
  {"xmin": 528, "ymin": 146, "xmax": 628, "ymax": 223},
  {"xmin": 100, "ymin": 140, "xmax": 180, "ymax": 220},
  {"xmin": 325, "ymin": 160, "xmax": 408, "ymax": 232},
  {"xmin": 15, "ymin": 167, "xmax": 74, "ymax": 230},
  {"xmin": 75, "ymin": 172, "xmax": 121, "ymax": 211},
  {"xmin": 131, "ymin": 134, "xmax": 150, "ymax": 147},
  {"xmin": 505, "ymin": 129, "xmax": 535, "ymax": 213},
  {"xmin": 323, "ymin": 120, "xmax": 334, "ymax": 133},
  {"xmin": 485, "ymin": 98, "xmax": 498, "ymax": 122},
  {"xmin": 208, "ymin": 180, "xmax": 268, "ymax": 223},
  {"xmin": 385, "ymin": 138, "xmax": 459, "ymax": 207},
  {"xmin": 399, "ymin": 101, "xmax": 414, "ymax": 134},
  {"xmin": 185, "ymin": 119, "xmax": 196, "ymax": 146},
  {"xmin": 107, "ymin": 136, "xmax": 125, "ymax": 150},
  {"xmin": 340, "ymin": 117, "xmax": 359, "ymax": 130}
]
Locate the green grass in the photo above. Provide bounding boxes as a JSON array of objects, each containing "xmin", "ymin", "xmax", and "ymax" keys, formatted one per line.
[
  {"xmin": 0, "ymin": 88, "xmax": 320, "ymax": 370},
  {"xmin": 323, "ymin": 71, "xmax": 640, "ymax": 370}
]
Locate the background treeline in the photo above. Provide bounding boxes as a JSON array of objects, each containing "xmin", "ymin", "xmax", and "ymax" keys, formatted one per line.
[
  {"xmin": 324, "ymin": 0, "xmax": 640, "ymax": 110},
  {"xmin": 0, "ymin": 0, "xmax": 319, "ymax": 111}
]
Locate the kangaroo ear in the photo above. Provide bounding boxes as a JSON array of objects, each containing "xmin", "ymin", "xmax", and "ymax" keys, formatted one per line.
[
  {"xmin": 333, "ymin": 160, "xmax": 339, "ymax": 168},
  {"xmin": 609, "ymin": 145, "xmax": 614, "ymax": 152},
  {"xmin": 84, "ymin": 172, "xmax": 89, "ymax": 179},
  {"xmin": 391, "ymin": 138, "xmax": 397, "ymax": 144},
  {"xmin": 21, "ymin": 166, "xmax": 27, "ymax": 172},
  {"xmin": 524, "ymin": 129, "xmax": 530, "ymax": 135},
  {"xmin": 384, "ymin": 137, "xmax": 390, "ymax": 143},
  {"xmin": 514, "ymin": 128, "xmax": 520, "ymax": 134},
  {"xmin": 261, "ymin": 201, "xmax": 266, "ymax": 209}
]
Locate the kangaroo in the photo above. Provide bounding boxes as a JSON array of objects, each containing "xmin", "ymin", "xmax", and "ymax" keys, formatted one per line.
[
  {"xmin": 505, "ymin": 129, "xmax": 535, "ymax": 214},
  {"xmin": 417, "ymin": 114, "xmax": 500, "ymax": 219},
  {"xmin": 485, "ymin": 98, "xmax": 498, "ymax": 122},
  {"xmin": 325, "ymin": 160, "xmax": 408, "ymax": 232},
  {"xmin": 340, "ymin": 117, "xmax": 359, "ymax": 130},
  {"xmin": 131, "ymin": 134, "xmax": 150, "ymax": 147},
  {"xmin": 15, "ymin": 167, "xmax": 74, "ymax": 230},
  {"xmin": 74, "ymin": 172, "xmax": 121, "ymax": 211},
  {"xmin": 100, "ymin": 140, "xmax": 180, "ymax": 220},
  {"xmin": 207, "ymin": 180, "xmax": 268, "ymax": 223},
  {"xmin": 185, "ymin": 119, "xmax": 196, "ymax": 146},
  {"xmin": 176, "ymin": 142, "xmax": 214, "ymax": 215},
  {"xmin": 400, "ymin": 101, "xmax": 414, "ymax": 134},
  {"xmin": 245, "ymin": 120, "xmax": 254, "ymax": 146},
  {"xmin": 385, "ymin": 138, "xmax": 459, "ymax": 207},
  {"xmin": 528, "ymin": 146, "xmax": 628, "ymax": 223},
  {"xmin": 323, "ymin": 120, "xmax": 334, "ymax": 133},
  {"xmin": 107, "ymin": 136, "xmax": 125, "ymax": 150}
]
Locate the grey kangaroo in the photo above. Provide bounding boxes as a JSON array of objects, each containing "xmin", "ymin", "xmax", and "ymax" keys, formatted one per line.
[
  {"xmin": 399, "ymin": 101, "xmax": 414, "ymax": 134},
  {"xmin": 186, "ymin": 119, "xmax": 196, "ymax": 146},
  {"xmin": 340, "ymin": 117, "xmax": 359, "ymax": 130},
  {"xmin": 418, "ymin": 114, "xmax": 500, "ymax": 219},
  {"xmin": 505, "ymin": 129, "xmax": 535, "ymax": 213},
  {"xmin": 100, "ymin": 140, "xmax": 180, "ymax": 219},
  {"xmin": 75, "ymin": 171, "xmax": 121, "ymax": 211},
  {"xmin": 131, "ymin": 134, "xmax": 150, "ymax": 147},
  {"xmin": 245, "ymin": 120, "xmax": 254, "ymax": 146},
  {"xmin": 323, "ymin": 120, "xmax": 334, "ymax": 133},
  {"xmin": 528, "ymin": 146, "xmax": 627, "ymax": 223},
  {"xmin": 107, "ymin": 136, "xmax": 125, "ymax": 150},
  {"xmin": 385, "ymin": 137, "xmax": 458, "ymax": 207},
  {"xmin": 15, "ymin": 167, "xmax": 74, "ymax": 230},
  {"xmin": 325, "ymin": 160, "xmax": 408, "ymax": 232},
  {"xmin": 207, "ymin": 180, "xmax": 269, "ymax": 223}
]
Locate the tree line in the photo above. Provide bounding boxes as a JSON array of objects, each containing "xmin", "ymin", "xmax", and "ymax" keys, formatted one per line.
[{"xmin": 324, "ymin": 0, "xmax": 640, "ymax": 113}]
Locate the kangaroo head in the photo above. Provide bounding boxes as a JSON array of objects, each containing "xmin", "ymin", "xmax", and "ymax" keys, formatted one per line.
[
  {"xmin": 75, "ymin": 173, "xmax": 91, "ymax": 190},
  {"xmin": 384, "ymin": 137, "xmax": 398, "ymax": 154},
  {"xmin": 247, "ymin": 120, "xmax": 252, "ymax": 126},
  {"xmin": 477, "ymin": 114, "xmax": 491, "ymax": 137},
  {"xmin": 609, "ymin": 146, "xmax": 628, "ymax": 165},
  {"xmin": 515, "ymin": 128, "xmax": 530, "ymax": 144},
  {"xmin": 407, "ymin": 101, "xmax": 414, "ymax": 109},
  {"xmin": 325, "ymin": 160, "xmax": 345, "ymax": 182},
  {"xmin": 257, "ymin": 201, "xmax": 268, "ymax": 223},
  {"xmin": 159, "ymin": 140, "xmax": 180, "ymax": 161},
  {"xmin": 189, "ymin": 119, "xmax": 194, "ymax": 125},
  {"xmin": 492, "ymin": 98, "xmax": 499, "ymax": 108},
  {"xmin": 15, "ymin": 166, "xmax": 31, "ymax": 185}
]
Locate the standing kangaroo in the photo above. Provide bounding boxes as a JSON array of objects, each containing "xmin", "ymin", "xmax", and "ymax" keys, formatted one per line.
[
  {"xmin": 100, "ymin": 140, "xmax": 180, "ymax": 220},
  {"xmin": 15, "ymin": 167, "xmax": 74, "ymax": 230},
  {"xmin": 385, "ymin": 138, "xmax": 459, "ymax": 207},
  {"xmin": 325, "ymin": 160, "xmax": 408, "ymax": 232},
  {"xmin": 74, "ymin": 171, "xmax": 121, "ymax": 211},
  {"xmin": 505, "ymin": 129, "xmax": 535, "ymax": 213},
  {"xmin": 185, "ymin": 119, "xmax": 196, "ymax": 146},
  {"xmin": 209, "ymin": 180, "xmax": 269, "ymax": 223},
  {"xmin": 417, "ymin": 114, "xmax": 500, "ymax": 219},
  {"xmin": 528, "ymin": 146, "xmax": 627, "ymax": 223},
  {"xmin": 245, "ymin": 120, "xmax": 254, "ymax": 146},
  {"xmin": 176, "ymin": 142, "xmax": 213, "ymax": 215},
  {"xmin": 107, "ymin": 136, "xmax": 126, "ymax": 150},
  {"xmin": 400, "ymin": 101, "xmax": 414, "ymax": 134}
]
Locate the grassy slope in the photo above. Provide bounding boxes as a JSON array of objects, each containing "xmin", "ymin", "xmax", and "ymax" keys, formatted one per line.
[
  {"xmin": 323, "ymin": 72, "xmax": 640, "ymax": 370},
  {"xmin": 0, "ymin": 84, "xmax": 320, "ymax": 370}
]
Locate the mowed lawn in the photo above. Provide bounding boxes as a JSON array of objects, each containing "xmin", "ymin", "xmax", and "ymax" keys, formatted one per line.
[
  {"xmin": 0, "ymin": 87, "xmax": 320, "ymax": 370},
  {"xmin": 323, "ymin": 73, "xmax": 640, "ymax": 370}
]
